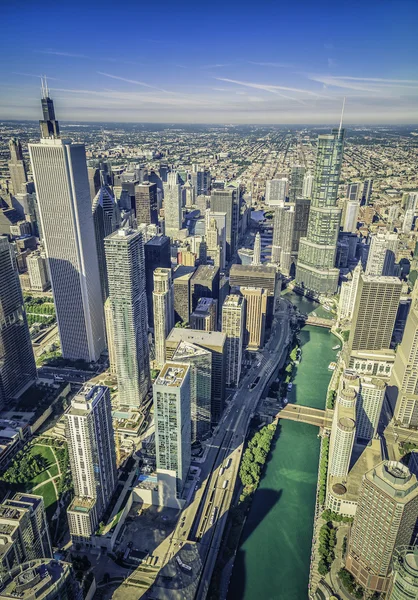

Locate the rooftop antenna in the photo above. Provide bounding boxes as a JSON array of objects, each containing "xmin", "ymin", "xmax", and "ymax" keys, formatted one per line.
[
  {"xmin": 41, "ymin": 75, "xmax": 45, "ymax": 98},
  {"xmin": 44, "ymin": 75, "xmax": 49, "ymax": 98},
  {"xmin": 338, "ymin": 96, "xmax": 346, "ymax": 134}
]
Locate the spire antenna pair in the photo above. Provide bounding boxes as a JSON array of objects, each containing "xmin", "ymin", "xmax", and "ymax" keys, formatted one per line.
[{"xmin": 40, "ymin": 75, "xmax": 50, "ymax": 99}]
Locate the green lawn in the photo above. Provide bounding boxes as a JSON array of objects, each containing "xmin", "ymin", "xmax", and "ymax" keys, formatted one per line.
[
  {"xmin": 30, "ymin": 444, "xmax": 56, "ymax": 465},
  {"xmin": 35, "ymin": 480, "xmax": 57, "ymax": 509},
  {"xmin": 48, "ymin": 464, "xmax": 59, "ymax": 478},
  {"xmin": 31, "ymin": 470, "xmax": 51, "ymax": 485}
]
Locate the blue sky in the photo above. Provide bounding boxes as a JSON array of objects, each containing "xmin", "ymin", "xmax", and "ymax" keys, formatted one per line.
[{"xmin": 1, "ymin": 0, "xmax": 418, "ymax": 123}]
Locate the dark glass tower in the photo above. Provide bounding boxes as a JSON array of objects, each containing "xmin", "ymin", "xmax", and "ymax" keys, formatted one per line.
[{"xmin": 39, "ymin": 77, "xmax": 60, "ymax": 139}]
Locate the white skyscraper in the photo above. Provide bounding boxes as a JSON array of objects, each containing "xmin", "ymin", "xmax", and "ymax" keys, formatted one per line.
[
  {"xmin": 343, "ymin": 200, "xmax": 360, "ymax": 233},
  {"xmin": 29, "ymin": 91, "xmax": 105, "ymax": 362},
  {"xmin": 365, "ymin": 232, "xmax": 398, "ymax": 277},
  {"xmin": 402, "ymin": 192, "xmax": 418, "ymax": 233},
  {"xmin": 337, "ymin": 263, "xmax": 363, "ymax": 324},
  {"xmin": 153, "ymin": 268, "xmax": 174, "ymax": 368},
  {"xmin": 329, "ymin": 371, "xmax": 358, "ymax": 479},
  {"xmin": 265, "ymin": 178, "xmax": 288, "ymax": 206},
  {"xmin": 222, "ymin": 295, "xmax": 245, "ymax": 387},
  {"xmin": 302, "ymin": 171, "xmax": 314, "ymax": 198},
  {"xmin": 66, "ymin": 385, "xmax": 117, "ymax": 543},
  {"xmin": 164, "ymin": 172, "xmax": 182, "ymax": 237},
  {"xmin": 105, "ymin": 228, "xmax": 150, "ymax": 407},
  {"xmin": 252, "ymin": 232, "xmax": 262, "ymax": 266}
]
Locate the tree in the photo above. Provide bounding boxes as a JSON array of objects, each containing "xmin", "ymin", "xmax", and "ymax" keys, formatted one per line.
[{"xmin": 318, "ymin": 560, "xmax": 329, "ymax": 576}]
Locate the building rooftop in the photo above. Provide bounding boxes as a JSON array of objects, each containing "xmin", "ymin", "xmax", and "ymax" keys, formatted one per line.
[
  {"xmin": 167, "ymin": 328, "xmax": 226, "ymax": 348},
  {"xmin": 172, "ymin": 340, "xmax": 210, "ymax": 361},
  {"xmin": 172, "ymin": 265, "xmax": 195, "ymax": 282},
  {"xmin": 192, "ymin": 264, "xmax": 219, "ymax": 281},
  {"xmin": 0, "ymin": 559, "xmax": 74, "ymax": 600},
  {"xmin": 68, "ymin": 384, "xmax": 108, "ymax": 416},
  {"xmin": 145, "ymin": 235, "xmax": 169, "ymax": 247},
  {"xmin": 68, "ymin": 496, "xmax": 96, "ymax": 513},
  {"xmin": 230, "ymin": 264, "xmax": 276, "ymax": 277},
  {"xmin": 155, "ymin": 363, "xmax": 189, "ymax": 387}
]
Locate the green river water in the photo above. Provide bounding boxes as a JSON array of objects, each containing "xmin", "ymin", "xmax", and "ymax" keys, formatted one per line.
[{"xmin": 228, "ymin": 292, "xmax": 338, "ymax": 600}]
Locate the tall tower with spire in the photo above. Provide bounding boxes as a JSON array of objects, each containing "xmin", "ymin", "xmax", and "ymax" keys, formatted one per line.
[
  {"xmin": 39, "ymin": 76, "xmax": 60, "ymax": 139},
  {"xmin": 252, "ymin": 232, "xmax": 262, "ymax": 266}
]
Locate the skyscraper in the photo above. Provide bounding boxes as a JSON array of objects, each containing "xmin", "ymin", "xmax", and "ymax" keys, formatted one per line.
[
  {"xmin": 347, "ymin": 274, "xmax": 402, "ymax": 357},
  {"xmin": 26, "ymin": 250, "xmax": 50, "ymax": 292},
  {"xmin": 164, "ymin": 171, "xmax": 182, "ymax": 237},
  {"xmin": 29, "ymin": 91, "xmax": 105, "ymax": 362},
  {"xmin": 191, "ymin": 166, "xmax": 211, "ymax": 195},
  {"xmin": 105, "ymin": 228, "xmax": 150, "ymax": 407},
  {"xmin": 8, "ymin": 138, "xmax": 28, "ymax": 195},
  {"xmin": 252, "ymin": 232, "xmax": 262, "ymax": 266},
  {"xmin": 104, "ymin": 298, "xmax": 116, "ymax": 376},
  {"xmin": 265, "ymin": 178, "xmax": 288, "ymax": 206},
  {"xmin": 387, "ymin": 546, "xmax": 418, "ymax": 600},
  {"xmin": 172, "ymin": 265, "xmax": 195, "ymax": 324},
  {"xmin": 346, "ymin": 461, "xmax": 418, "ymax": 593},
  {"xmin": 144, "ymin": 235, "xmax": 171, "ymax": 327},
  {"xmin": 302, "ymin": 170, "xmax": 314, "ymax": 199},
  {"xmin": 0, "ymin": 236, "xmax": 36, "ymax": 409},
  {"xmin": 190, "ymin": 297, "xmax": 218, "ymax": 331},
  {"xmin": 346, "ymin": 182, "xmax": 362, "ymax": 202},
  {"xmin": 337, "ymin": 263, "xmax": 363, "ymax": 325},
  {"xmin": 390, "ymin": 284, "xmax": 418, "ymax": 427},
  {"xmin": 289, "ymin": 165, "xmax": 306, "ymax": 202},
  {"xmin": 205, "ymin": 216, "xmax": 222, "ymax": 268},
  {"xmin": 66, "ymin": 385, "xmax": 117, "ymax": 543},
  {"xmin": 295, "ymin": 127, "xmax": 345, "ymax": 296},
  {"xmin": 172, "ymin": 341, "xmax": 212, "ymax": 441},
  {"xmin": 366, "ymin": 232, "xmax": 398, "ymax": 277},
  {"xmin": 38, "ymin": 78, "xmax": 60, "ymax": 139},
  {"xmin": 135, "ymin": 181, "xmax": 158, "ymax": 225},
  {"xmin": 222, "ymin": 294, "xmax": 245, "ymax": 387},
  {"xmin": 241, "ymin": 287, "xmax": 268, "ymax": 350},
  {"xmin": 328, "ymin": 370, "xmax": 358, "ymax": 479},
  {"xmin": 272, "ymin": 203, "xmax": 294, "ymax": 273},
  {"xmin": 153, "ymin": 268, "xmax": 174, "ymax": 368},
  {"xmin": 154, "ymin": 363, "xmax": 191, "ymax": 493},
  {"xmin": 191, "ymin": 265, "xmax": 220, "ymax": 312},
  {"xmin": 356, "ymin": 377, "xmax": 386, "ymax": 442},
  {"xmin": 210, "ymin": 188, "xmax": 239, "ymax": 260},
  {"xmin": 342, "ymin": 199, "xmax": 359, "ymax": 233},
  {"xmin": 92, "ymin": 185, "xmax": 120, "ymax": 302},
  {"xmin": 362, "ymin": 178, "xmax": 373, "ymax": 205}
]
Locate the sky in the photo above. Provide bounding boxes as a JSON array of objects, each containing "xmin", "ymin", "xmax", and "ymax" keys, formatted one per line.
[{"xmin": 1, "ymin": 0, "xmax": 418, "ymax": 124}]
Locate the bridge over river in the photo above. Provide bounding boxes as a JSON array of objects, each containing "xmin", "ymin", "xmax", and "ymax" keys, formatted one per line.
[{"xmin": 276, "ymin": 403, "xmax": 333, "ymax": 428}]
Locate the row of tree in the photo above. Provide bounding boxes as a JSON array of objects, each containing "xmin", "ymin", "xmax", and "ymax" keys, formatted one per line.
[
  {"xmin": 318, "ymin": 437, "xmax": 329, "ymax": 505},
  {"xmin": 239, "ymin": 423, "xmax": 277, "ymax": 493},
  {"xmin": 317, "ymin": 522, "xmax": 336, "ymax": 576}
]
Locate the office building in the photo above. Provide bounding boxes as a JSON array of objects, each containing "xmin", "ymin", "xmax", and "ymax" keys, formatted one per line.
[
  {"xmin": 29, "ymin": 91, "xmax": 105, "ymax": 362},
  {"xmin": 0, "ymin": 236, "xmax": 36, "ymax": 409},
  {"xmin": 347, "ymin": 274, "xmax": 401, "ymax": 359},
  {"xmin": 337, "ymin": 263, "xmax": 363, "ymax": 325},
  {"xmin": 357, "ymin": 377, "xmax": 386, "ymax": 442},
  {"xmin": 144, "ymin": 235, "xmax": 171, "ymax": 326},
  {"xmin": 166, "ymin": 329, "xmax": 226, "ymax": 423},
  {"xmin": 241, "ymin": 287, "xmax": 268, "ymax": 350},
  {"xmin": 402, "ymin": 192, "xmax": 418, "ymax": 233},
  {"xmin": 92, "ymin": 186, "xmax": 120, "ymax": 302},
  {"xmin": 8, "ymin": 138, "xmax": 27, "ymax": 195},
  {"xmin": 346, "ymin": 182, "xmax": 362, "ymax": 202},
  {"xmin": 172, "ymin": 265, "xmax": 195, "ymax": 324},
  {"xmin": 87, "ymin": 166, "xmax": 101, "ymax": 201},
  {"xmin": 229, "ymin": 264, "xmax": 277, "ymax": 296},
  {"xmin": 135, "ymin": 181, "xmax": 158, "ymax": 225},
  {"xmin": 0, "ymin": 494, "xmax": 52, "ymax": 573},
  {"xmin": 390, "ymin": 284, "xmax": 418, "ymax": 427},
  {"xmin": 191, "ymin": 265, "xmax": 220, "ymax": 312},
  {"xmin": 191, "ymin": 166, "xmax": 211, "ymax": 196},
  {"xmin": 154, "ymin": 363, "xmax": 191, "ymax": 493},
  {"xmin": 302, "ymin": 170, "xmax": 314, "ymax": 199},
  {"xmin": 329, "ymin": 371, "xmax": 358, "ymax": 479},
  {"xmin": 295, "ymin": 128, "xmax": 345, "ymax": 296},
  {"xmin": 153, "ymin": 268, "xmax": 174, "ymax": 367},
  {"xmin": 164, "ymin": 172, "xmax": 182, "ymax": 237},
  {"xmin": 387, "ymin": 546, "xmax": 418, "ymax": 600},
  {"xmin": 362, "ymin": 178, "xmax": 373, "ymax": 205},
  {"xmin": 0, "ymin": 559, "xmax": 82, "ymax": 600},
  {"xmin": 105, "ymin": 228, "xmax": 150, "ymax": 407},
  {"xmin": 343, "ymin": 199, "xmax": 359, "ymax": 233},
  {"xmin": 190, "ymin": 297, "xmax": 218, "ymax": 331},
  {"xmin": 252, "ymin": 232, "xmax": 262, "ymax": 266},
  {"xmin": 346, "ymin": 461, "xmax": 418, "ymax": 593},
  {"xmin": 172, "ymin": 341, "xmax": 212, "ymax": 442},
  {"xmin": 66, "ymin": 385, "xmax": 117, "ymax": 543},
  {"xmin": 210, "ymin": 188, "xmax": 239, "ymax": 260},
  {"xmin": 104, "ymin": 298, "xmax": 116, "ymax": 376},
  {"xmin": 265, "ymin": 178, "xmax": 288, "ymax": 206},
  {"xmin": 272, "ymin": 203, "xmax": 294, "ymax": 273},
  {"xmin": 222, "ymin": 295, "xmax": 245, "ymax": 387},
  {"xmin": 366, "ymin": 232, "xmax": 398, "ymax": 277},
  {"xmin": 26, "ymin": 250, "xmax": 50, "ymax": 291},
  {"xmin": 289, "ymin": 165, "xmax": 306, "ymax": 202},
  {"xmin": 205, "ymin": 216, "xmax": 222, "ymax": 268}
]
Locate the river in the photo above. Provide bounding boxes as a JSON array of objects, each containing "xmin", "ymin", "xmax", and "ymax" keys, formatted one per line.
[{"xmin": 228, "ymin": 291, "xmax": 338, "ymax": 600}]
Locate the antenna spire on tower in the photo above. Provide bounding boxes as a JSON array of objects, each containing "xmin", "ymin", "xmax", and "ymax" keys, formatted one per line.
[{"xmin": 339, "ymin": 97, "xmax": 346, "ymax": 134}]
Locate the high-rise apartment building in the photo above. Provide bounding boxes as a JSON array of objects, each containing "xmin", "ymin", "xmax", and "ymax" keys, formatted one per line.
[
  {"xmin": 0, "ymin": 236, "xmax": 36, "ymax": 408},
  {"xmin": 166, "ymin": 329, "xmax": 226, "ymax": 423},
  {"xmin": 153, "ymin": 268, "xmax": 174, "ymax": 367},
  {"xmin": 265, "ymin": 178, "xmax": 288, "ymax": 206},
  {"xmin": 241, "ymin": 287, "xmax": 268, "ymax": 350},
  {"xmin": 362, "ymin": 178, "xmax": 373, "ymax": 205},
  {"xmin": 92, "ymin": 186, "xmax": 120, "ymax": 302},
  {"xmin": 347, "ymin": 274, "xmax": 402, "ymax": 357},
  {"xmin": 390, "ymin": 285, "xmax": 418, "ymax": 427},
  {"xmin": 172, "ymin": 265, "xmax": 195, "ymax": 324},
  {"xmin": 66, "ymin": 385, "xmax": 117, "ymax": 543},
  {"xmin": 26, "ymin": 250, "xmax": 50, "ymax": 291},
  {"xmin": 295, "ymin": 128, "xmax": 345, "ymax": 296},
  {"xmin": 8, "ymin": 138, "xmax": 28, "ymax": 195},
  {"xmin": 252, "ymin": 232, "xmax": 262, "ymax": 266},
  {"xmin": 105, "ymin": 228, "xmax": 150, "ymax": 407},
  {"xmin": 272, "ymin": 203, "xmax": 294, "ymax": 273},
  {"xmin": 346, "ymin": 461, "xmax": 418, "ymax": 593},
  {"xmin": 302, "ymin": 171, "xmax": 314, "ymax": 199},
  {"xmin": 342, "ymin": 199, "xmax": 359, "ymax": 233},
  {"xmin": 387, "ymin": 546, "xmax": 418, "ymax": 600},
  {"xmin": 104, "ymin": 298, "xmax": 116, "ymax": 376},
  {"xmin": 357, "ymin": 376, "xmax": 386, "ymax": 442},
  {"xmin": 144, "ymin": 235, "xmax": 171, "ymax": 326},
  {"xmin": 210, "ymin": 188, "xmax": 239, "ymax": 260},
  {"xmin": 328, "ymin": 370, "xmax": 358, "ymax": 479},
  {"xmin": 135, "ymin": 181, "xmax": 158, "ymax": 225},
  {"xmin": 222, "ymin": 295, "xmax": 245, "ymax": 387},
  {"xmin": 289, "ymin": 165, "xmax": 306, "ymax": 202},
  {"xmin": 29, "ymin": 92, "xmax": 105, "ymax": 362},
  {"xmin": 164, "ymin": 172, "xmax": 182, "ymax": 237},
  {"xmin": 154, "ymin": 363, "xmax": 191, "ymax": 493},
  {"xmin": 191, "ymin": 166, "xmax": 211, "ymax": 196},
  {"xmin": 172, "ymin": 341, "xmax": 212, "ymax": 441},
  {"xmin": 366, "ymin": 232, "xmax": 398, "ymax": 277},
  {"xmin": 337, "ymin": 263, "xmax": 363, "ymax": 325},
  {"xmin": 0, "ymin": 494, "xmax": 52, "ymax": 574}
]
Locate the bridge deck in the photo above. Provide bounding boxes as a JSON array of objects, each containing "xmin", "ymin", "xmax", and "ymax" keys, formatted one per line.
[{"xmin": 276, "ymin": 404, "xmax": 333, "ymax": 427}]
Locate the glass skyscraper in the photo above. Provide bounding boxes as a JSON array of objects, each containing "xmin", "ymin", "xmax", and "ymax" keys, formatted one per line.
[{"xmin": 295, "ymin": 128, "xmax": 345, "ymax": 296}]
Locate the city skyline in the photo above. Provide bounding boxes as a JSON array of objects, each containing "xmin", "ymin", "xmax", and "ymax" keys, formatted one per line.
[{"xmin": 1, "ymin": 1, "xmax": 418, "ymax": 124}]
